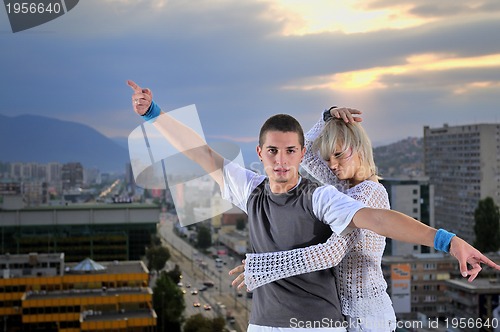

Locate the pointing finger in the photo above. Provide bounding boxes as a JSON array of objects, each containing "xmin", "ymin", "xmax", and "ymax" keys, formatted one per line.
[{"xmin": 127, "ymin": 80, "xmax": 142, "ymax": 93}]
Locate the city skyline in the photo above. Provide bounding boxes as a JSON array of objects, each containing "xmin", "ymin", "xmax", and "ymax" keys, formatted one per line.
[{"xmin": 0, "ymin": 0, "xmax": 499, "ymax": 155}]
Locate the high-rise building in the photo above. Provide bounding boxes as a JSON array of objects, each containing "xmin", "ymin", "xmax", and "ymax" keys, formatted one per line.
[
  {"xmin": 62, "ymin": 162, "xmax": 84, "ymax": 191},
  {"xmin": 381, "ymin": 177, "xmax": 435, "ymax": 256},
  {"xmin": 10, "ymin": 162, "xmax": 23, "ymax": 179},
  {"xmin": 47, "ymin": 162, "xmax": 62, "ymax": 184},
  {"xmin": 424, "ymin": 123, "xmax": 500, "ymax": 244}
]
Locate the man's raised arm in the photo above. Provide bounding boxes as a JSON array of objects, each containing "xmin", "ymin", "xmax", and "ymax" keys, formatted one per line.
[{"xmin": 127, "ymin": 80, "xmax": 225, "ymax": 189}]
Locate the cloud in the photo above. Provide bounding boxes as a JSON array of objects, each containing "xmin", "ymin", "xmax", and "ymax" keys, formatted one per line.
[{"xmin": 0, "ymin": 0, "xmax": 499, "ymax": 153}]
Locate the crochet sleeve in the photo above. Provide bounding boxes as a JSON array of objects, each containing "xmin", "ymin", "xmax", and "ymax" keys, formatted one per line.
[
  {"xmin": 301, "ymin": 114, "xmax": 348, "ymax": 192},
  {"xmin": 348, "ymin": 182, "xmax": 390, "ymax": 210},
  {"xmin": 244, "ymin": 229, "xmax": 361, "ymax": 291}
]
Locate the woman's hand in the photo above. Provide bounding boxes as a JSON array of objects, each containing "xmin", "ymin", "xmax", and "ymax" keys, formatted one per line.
[
  {"xmin": 330, "ymin": 107, "xmax": 362, "ymax": 123},
  {"xmin": 228, "ymin": 260, "xmax": 247, "ymax": 291}
]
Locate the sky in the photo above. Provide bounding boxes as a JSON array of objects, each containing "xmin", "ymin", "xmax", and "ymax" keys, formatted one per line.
[{"xmin": 1, "ymin": 0, "xmax": 500, "ymax": 166}]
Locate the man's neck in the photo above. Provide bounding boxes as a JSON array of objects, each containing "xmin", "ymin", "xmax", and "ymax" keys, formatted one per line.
[{"xmin": 269, "ymin": 177, "xmax": 301, "ymax": 194}]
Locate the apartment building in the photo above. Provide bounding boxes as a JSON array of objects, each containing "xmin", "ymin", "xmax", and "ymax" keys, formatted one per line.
[
  {"xmin": 381, "ymin": 177, "xmax": 435, "ymax": 256},
  {"xmin": 423, "ymin": 123, "xmax": 500, "ymax": 244},
  {"xmin": 382, "ymin": 253, "xmax": 461, "ymax": 320},
  {"xmin": 445, "ymin": 277, "xmax": 500, "ymax": 332}
]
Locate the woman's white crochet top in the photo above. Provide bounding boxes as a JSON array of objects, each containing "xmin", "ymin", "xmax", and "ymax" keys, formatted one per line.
[{"xmin": 244, "ymin": 115, "xmax": 393, "ymax": 318}]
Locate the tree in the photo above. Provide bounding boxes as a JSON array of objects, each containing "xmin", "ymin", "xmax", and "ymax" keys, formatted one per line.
[
  {"xmin": 146, "ymin": 245, "xmax": 171, "ymax": 271},
  {"xmin": 474, "ymin": 197, "xmax": 500, "ymax": 253},
  {"xmin": 165, "ymin": 264, "xmax": 182, "ymax": 284},
  {"xmin": 153, "ymin": 273, "xmax": 185, "ymax": 332},
  {"xmin": 183, "ymin": 314, "xmax": 225, "ymax": 332},
  {"xmin": 197, "ymin": 225, "xmax": 212, "ymax": 250},
  {"xmin": 151, "ymin": 234, "xmax": 162, "ymax": 246}
]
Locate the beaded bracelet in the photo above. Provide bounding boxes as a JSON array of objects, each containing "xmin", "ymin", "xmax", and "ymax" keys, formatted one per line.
[
  {"xmin": 142, "ymin": 101, "xmax": 161, "ymax": 121},
  {"xmin": 434, "ymin": 229, "xmax": 456, "ymax": 253}
]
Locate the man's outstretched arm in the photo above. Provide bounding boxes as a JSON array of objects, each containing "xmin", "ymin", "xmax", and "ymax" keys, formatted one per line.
[
  {"xmin": 351, "ymin": 207, "xmax": 500, "ymax": 282},
  {"xmin": 127, "ymin": 80, "xmax": 225, "ymax": 189}
]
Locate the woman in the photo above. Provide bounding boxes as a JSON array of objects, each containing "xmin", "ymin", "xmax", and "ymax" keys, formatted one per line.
[{"xmin": 231, "ymin": 106, "xmax": 397, "ymax": 331}]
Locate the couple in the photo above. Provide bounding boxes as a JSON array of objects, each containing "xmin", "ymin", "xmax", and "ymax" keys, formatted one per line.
[{"xmin": 127, "ymin": 80, "xmax": 500, "ymax": 332}]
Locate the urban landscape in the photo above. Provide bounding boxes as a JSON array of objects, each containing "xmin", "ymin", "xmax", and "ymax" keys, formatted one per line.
[
  {"xmin": 2, "ymin": 1, "xmax": 500, "ymax": 331},
  {"xmin": 1, "ymin": 121, "xmax": 500, "ymax": 332}
]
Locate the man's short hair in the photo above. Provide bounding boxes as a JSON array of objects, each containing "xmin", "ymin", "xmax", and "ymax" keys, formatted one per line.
[{"xmin": 259, "ymin": 114, "xmax": 305, "ymax": 147}]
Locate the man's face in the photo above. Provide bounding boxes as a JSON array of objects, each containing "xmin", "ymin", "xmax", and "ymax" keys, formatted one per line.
[{"xmin": 256, "ymin": 130, "xmax": 305, "ymax": 193}]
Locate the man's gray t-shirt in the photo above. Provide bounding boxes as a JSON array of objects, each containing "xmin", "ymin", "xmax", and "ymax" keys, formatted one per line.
[{"xmin": 222, "ymin": 160, "xmax": 364, "ymax": 327}]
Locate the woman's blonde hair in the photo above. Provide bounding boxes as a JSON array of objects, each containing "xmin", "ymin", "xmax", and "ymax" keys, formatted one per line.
[{"xmin": 312, "ymin": 118, "xmax": 377, "ymax": 178}]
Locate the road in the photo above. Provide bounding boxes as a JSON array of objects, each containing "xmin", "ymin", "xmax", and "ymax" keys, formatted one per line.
[{"xmin": 158, "ymin": 214, "xmax": 251, "ymax": 331}]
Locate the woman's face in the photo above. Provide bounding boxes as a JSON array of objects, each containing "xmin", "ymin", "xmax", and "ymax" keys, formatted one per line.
[{"xmin": 326, "ymin": 144, "xmax": 363, "ymax": 181}]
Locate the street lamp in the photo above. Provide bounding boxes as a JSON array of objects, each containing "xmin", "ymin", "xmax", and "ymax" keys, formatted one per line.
[{"xmin": 218, "ymin": 269, "xmax": 222, "ymax": 296}]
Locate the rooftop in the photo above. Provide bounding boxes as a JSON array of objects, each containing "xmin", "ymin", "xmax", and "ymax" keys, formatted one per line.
[
  {"xmin": 66, "ymin": 260, "xmax": 147, "ymax": 275},
  {"xmin": 446, "ymin": 277, "xmax": 500, "ymax": 292}
]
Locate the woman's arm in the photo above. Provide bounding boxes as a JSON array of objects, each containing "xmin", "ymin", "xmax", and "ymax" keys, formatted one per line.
[
  {"xmin": 241, "ymin": 230, "xmax": 360, "ymax": 291},
  {"xmin": 301, "ymin": 107, "xmax": 362, "ymax": 192},
  {"xmin": 301, "ymin": 114, "xmax": 347, "ymax": 191}
]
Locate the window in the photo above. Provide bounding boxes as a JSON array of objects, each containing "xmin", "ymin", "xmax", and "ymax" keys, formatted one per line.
[{"xmin": 424, "ymin": 295, "xmax": 436, "ymax": 302}]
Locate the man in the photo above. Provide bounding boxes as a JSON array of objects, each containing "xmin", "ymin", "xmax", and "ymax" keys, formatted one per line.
[{"xmin": 127, "ymin": 80, "xmax": 499, "ymax": 331}]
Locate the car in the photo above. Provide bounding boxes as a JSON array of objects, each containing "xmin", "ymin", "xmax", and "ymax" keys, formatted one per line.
[
  {"xmin": 215, "ymin": 258, "xmax": 223, "ymax": 268},
  {"xmin": 199, "ymin": 286, "xmax": 208, "ymax": 292},
  {"xmin": 191, "ymin": 289, "xmax": 198, "ymax": 295},
  {"xmin": 193, "ymin": 302, "xmax": 201, "ymax": 307},
  {"xmin": 185, "ymin": 283, "xmax": 191, "ymax": 288},
  {"xmin": 203, "ymin": 280, "xmax": 215, "ymax": 287},
  {"xmin": 181, "ymin": 289, "xmax": 186, "ymax": 294},
  {"xmin": 203, "ymin": 304, "xmax": 211, "ymax": 310}
]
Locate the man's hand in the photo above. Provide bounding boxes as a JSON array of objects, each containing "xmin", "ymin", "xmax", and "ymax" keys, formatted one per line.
[
  {"xmin": 229, "ymin": 261, "xmax": 247, "ymax": 291},
  {"xmin": 331, "ymin": 107, "xmax": 362, "ymax": 123},
  {"xmin": 127, "ymin": 80, "xmax": 153, "ymax": 116},
  {"xmin": 449, "ymin": 236, "xmax": 500, "ymax": 282}
]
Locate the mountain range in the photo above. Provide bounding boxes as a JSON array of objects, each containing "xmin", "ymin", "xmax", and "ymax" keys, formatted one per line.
[
  {"xmin": 0, "ymin": 114, "xmax": 424, "ymax": 176},
  {"xmin": 373, "ymin": 137, "xmax": 424, "ymax": 178},
  {"xmin": 0, "ymin": 114, "xmax": 129, "ymax": 173}
]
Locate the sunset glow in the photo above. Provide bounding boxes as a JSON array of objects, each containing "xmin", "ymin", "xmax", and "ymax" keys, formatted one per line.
[{"xmin": 283, "ymin": 53, "xmax": 500, "ymax": 91}]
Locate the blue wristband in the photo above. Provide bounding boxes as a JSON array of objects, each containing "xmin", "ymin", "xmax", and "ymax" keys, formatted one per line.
[
  {"xmin": 142, "ymin": 101, "xmax": 161, "ymax": 121},
  {"xmin": 434, "ymin": 229, "xmax": 456, "ymax": 253}
]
